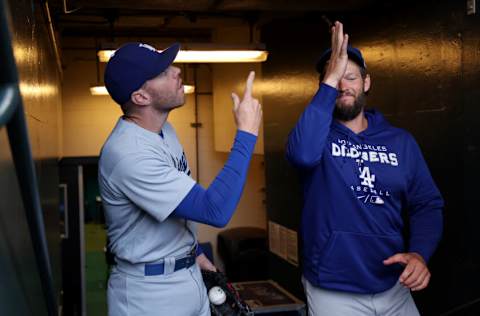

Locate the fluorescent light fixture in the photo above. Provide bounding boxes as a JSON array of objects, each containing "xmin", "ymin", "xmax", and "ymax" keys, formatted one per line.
[
  {"xmin": 175, "ymin": 50, "xmax": 268, "ymax": 63},
  {"xmin": 90, "ymin": 85, "xmax": 108, "ymax": 95},
  {"xmin": 97, "ymin": 50, "xmax": 115, "ymax": 63},
  {"xmin": 183, "ymin": 85, "xmax": 195, "ymax": 94},
  {"xmin": 98, "ymin": 48, "xmax": 268, "ymax": 63},
  {"xmin": 90, "ymin": 85, "xmax": 195, "ymax": 95}
]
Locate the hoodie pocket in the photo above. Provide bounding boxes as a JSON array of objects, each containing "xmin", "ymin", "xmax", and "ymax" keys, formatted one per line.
[{"xmin": 318, "ymin": 231, "xmax": 404, "ymax": 293}]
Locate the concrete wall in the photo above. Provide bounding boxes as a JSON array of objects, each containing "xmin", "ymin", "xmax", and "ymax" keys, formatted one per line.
[{"xmin": 0, "ymin": 0, "xmax": 62, "ymax": 315}]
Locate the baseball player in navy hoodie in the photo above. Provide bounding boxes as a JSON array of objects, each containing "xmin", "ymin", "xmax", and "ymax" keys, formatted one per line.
[{"xmin": 286, "ymin": 21, "xmax": 443, "ymax": 315}]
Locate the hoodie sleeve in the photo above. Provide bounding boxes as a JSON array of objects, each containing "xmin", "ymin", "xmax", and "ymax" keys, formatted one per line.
[
  {"xmin": 405, "ymin": 135, "xmax": 444, "ymax": 262},
  {"xmin": 286, "ymin": 83, "xmax": 338, "ymax": 168}
]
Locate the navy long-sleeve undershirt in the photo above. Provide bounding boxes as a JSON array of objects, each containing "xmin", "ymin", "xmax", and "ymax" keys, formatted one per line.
[{"xmin": 172, "ymin": 130, "xmax": 257, "ymax": 228}]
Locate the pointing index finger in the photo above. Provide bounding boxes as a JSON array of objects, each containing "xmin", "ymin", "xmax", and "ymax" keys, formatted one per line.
[{"xmin": 244, "ymin": 71, "xmax": 255, "ymax": 98}]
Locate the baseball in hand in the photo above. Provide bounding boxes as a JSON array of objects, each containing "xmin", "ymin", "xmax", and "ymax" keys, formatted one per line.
[{"xmin": 208, "ymin": 286, "xmax": 227, "ymax": 305}]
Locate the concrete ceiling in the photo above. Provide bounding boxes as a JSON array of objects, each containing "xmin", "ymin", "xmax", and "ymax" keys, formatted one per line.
[
  {"xmin": 51, "ymin": 0, "xmax": 390, "ymax": 42},
  {"xmin": 55, "ymin": 0, "xmax": 380, "ymax": 12}
]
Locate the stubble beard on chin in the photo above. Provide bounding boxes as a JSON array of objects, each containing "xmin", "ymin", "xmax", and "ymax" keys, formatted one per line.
[
  {"xmin": 166, "ymin": 96, "xmax": 185, "ymax": 110},
  {"xmin": 152, "ymin": 90, "xmax": 185, "ymax": 112},
  {"xmin": 333, "ymin": 92, "xmax": 367, "ymax": 122}
]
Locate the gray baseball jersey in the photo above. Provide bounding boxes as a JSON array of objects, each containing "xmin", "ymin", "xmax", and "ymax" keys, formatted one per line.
[{"xmin": 99, "ymin": 118, "xmax": 197, "ymax": 264}]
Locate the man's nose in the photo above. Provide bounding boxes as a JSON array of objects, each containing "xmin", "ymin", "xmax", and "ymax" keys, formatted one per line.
[{"xmin": 338, "ymin": 78, "xmax": 347, "ymax": 91}]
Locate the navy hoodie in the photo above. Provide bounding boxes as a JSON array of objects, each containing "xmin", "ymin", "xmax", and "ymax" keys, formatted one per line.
[{"xmin": 286, "ymin": 83, "xmax": 443, "ymax": 294}]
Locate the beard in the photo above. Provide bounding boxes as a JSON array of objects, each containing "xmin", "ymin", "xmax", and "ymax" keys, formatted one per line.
[
  {"xmin": 333, "ymin": 91, "xmax": 367, "ymax": 121},
  {"xmin": 149, "ymin": 87, "xmax": 185, "ymax": 112}
]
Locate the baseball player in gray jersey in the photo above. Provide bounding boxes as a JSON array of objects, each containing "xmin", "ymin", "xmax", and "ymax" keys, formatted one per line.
[{"xmin": 99, "ymin": 42, "xmax": 262, "ymax": 316}]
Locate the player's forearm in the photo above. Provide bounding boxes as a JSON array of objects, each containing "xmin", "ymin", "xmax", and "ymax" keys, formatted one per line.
[
  {"xmin": 286, "ymin": 83, "xmax": 337, "ymax": 168},
  {"xmin": 172, "ymin": 130, "xmax": 256, "ymax": 227},
  {"xmin": 408, "ymin": 206, "xmax": 443, "ymax": 262}
]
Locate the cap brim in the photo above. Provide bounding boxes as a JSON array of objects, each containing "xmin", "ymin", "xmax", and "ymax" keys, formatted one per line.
[
  {"xmin": 316, "ymin": 48, "xmax": 366, "ymax": 73},
  {"xmin": 154, "ymin": 43, "xmax": 181, "ymax": 75}
]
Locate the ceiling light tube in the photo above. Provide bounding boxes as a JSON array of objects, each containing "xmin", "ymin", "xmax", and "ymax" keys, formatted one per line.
[
  {"xmin": 89, "ymin": 85, "xmax": 109, "ymax": 95},
  {"xmin": 183, "ymin": 85, "xmax": 195, "ymax": 94},
  {"xmin": 175, "ymin": 50, "xmax": 268, "ymax": 63},
  {"xmin": 98, "ymin": 49, "xmax": 268, "ymax": 63},
  {"xmin": 90, "ymin": 85, "xmax": 195, "ymax": 95}
]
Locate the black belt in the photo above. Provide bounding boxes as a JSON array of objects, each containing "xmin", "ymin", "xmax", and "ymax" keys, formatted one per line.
[{"xmin": 144, "ymin": 254, "xmax": 196, "ymax": 276}]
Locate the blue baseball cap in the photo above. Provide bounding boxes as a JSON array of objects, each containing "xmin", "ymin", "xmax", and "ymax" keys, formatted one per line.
[
  {"xmin": 316, "ymin": 45, "xmax": 367, "ymax": 74},
  {"xmin": 104, "ymin": 42, "xmax": 180, "ymax": 105}
]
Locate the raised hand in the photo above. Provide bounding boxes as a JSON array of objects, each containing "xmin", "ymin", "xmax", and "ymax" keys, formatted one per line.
[
  {"xmin": 322, "ymin": 21, "xmax": 349, "ymax": 88},
  {"xmin": 231, "ymin": 71, "xmax": 263, "ymax": 136},
  {"xmin": 383, "ymin": 252, "xmax": 431, "ymax": 291}
]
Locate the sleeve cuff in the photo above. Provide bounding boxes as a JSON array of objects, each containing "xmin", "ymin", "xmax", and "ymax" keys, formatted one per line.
[
  {"xmin": 235, "ymin": 130, "xmax": 257, "ymax": 153},
  {"xmin": 311, "ymin": 83, "xmax": 338, "ymax": 113},
  {"xmin": 195, "ymin": 244, "xmax": 204, "ymax": 257},
  {"xmin": 408, "ymin": 243, "xmax": 435, "ymax": 262}
]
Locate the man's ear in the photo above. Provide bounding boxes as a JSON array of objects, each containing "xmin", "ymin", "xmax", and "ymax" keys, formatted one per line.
[
  {"xmin": 130, "ymin": 88, "xmax": 151, "ymax": 106},
  {"xmin": 363, "ymin": 74, "xmax": 371, "ymax": 93}
]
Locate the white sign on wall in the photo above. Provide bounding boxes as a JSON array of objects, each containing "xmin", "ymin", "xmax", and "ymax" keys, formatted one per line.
[{"xmin": 268, "ymin": 221, "xmax": 298, "ymax": 266}]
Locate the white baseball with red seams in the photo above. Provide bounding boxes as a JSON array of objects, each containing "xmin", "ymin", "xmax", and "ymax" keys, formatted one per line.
[{"xmin": 208, "ymin": 286, "xmax": 227, "ymax": 305}]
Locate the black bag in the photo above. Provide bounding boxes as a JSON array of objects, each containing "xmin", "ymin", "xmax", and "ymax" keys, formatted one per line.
[{"xmin": 201, "ymin": 270, "xmax": 253, "ymax": 316}]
